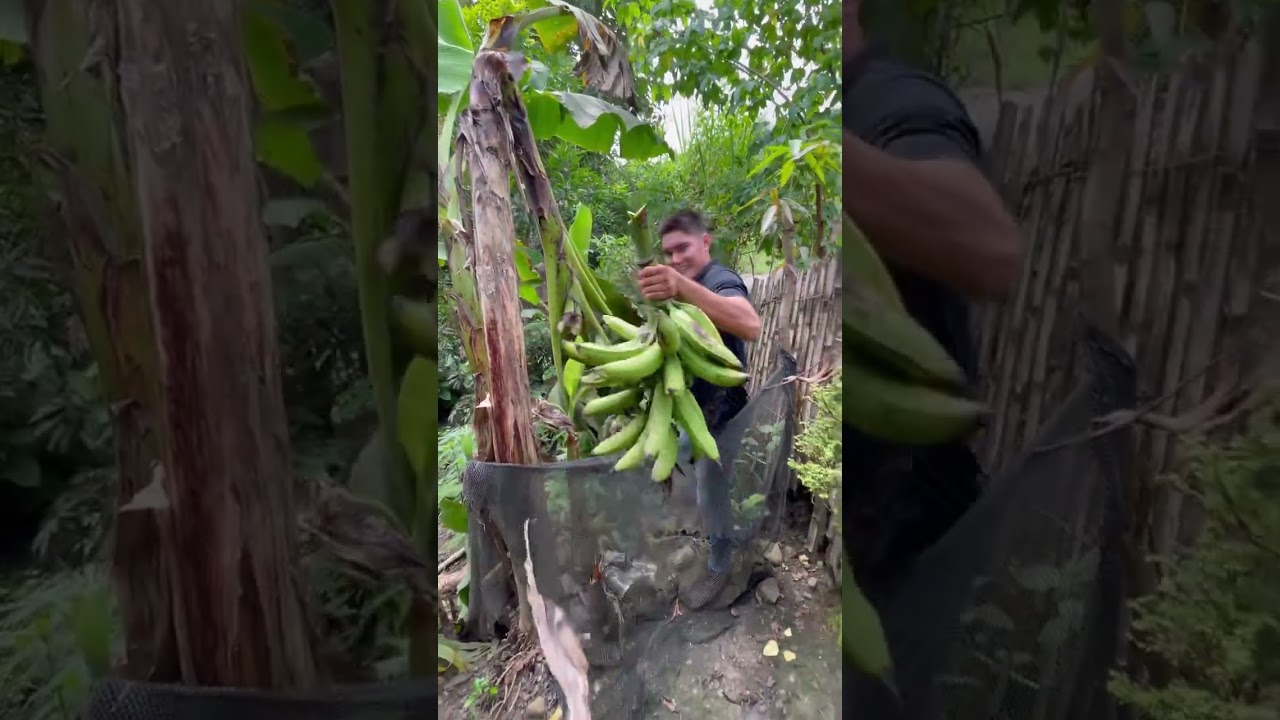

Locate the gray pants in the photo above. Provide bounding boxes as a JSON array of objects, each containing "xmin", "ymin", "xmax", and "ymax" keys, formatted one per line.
[{"xmin": 690, "ymin": 444, "xmax": 736, "ymax": 572}]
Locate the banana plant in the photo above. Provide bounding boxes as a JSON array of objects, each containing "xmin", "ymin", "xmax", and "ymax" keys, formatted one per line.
[
  {"xmin": 438, "ymin": 0, "xmax": 670, "ymax": 637},
  {"xmin": 439, "ymin": 0, "xmax": 669, "ymax": 415}
]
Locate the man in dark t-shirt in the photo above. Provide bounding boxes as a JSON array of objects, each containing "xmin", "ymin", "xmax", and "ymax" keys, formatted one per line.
[
  {"xmin": 636, "ymin": 209, "xmax": 761, "ymax": 609},
  {"xmin": 843, "ymin": 0, "xmax": 1024, "ymax": 714}
]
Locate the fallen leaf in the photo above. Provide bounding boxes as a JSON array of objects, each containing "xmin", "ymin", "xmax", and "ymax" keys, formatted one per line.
[
  {"xmin": 783, "ymin": 650, "xmax": 796, "ymax": 662},
  {"xmin": 784, "ymin": 627, "xmax": 793, "ymax": 637},
  {"xmin": 763, "ymin": 639, "xmax": 779, "ymax": 657},
  {"xmin": 661, "ymin": 696, "xmax": 677, "ymax": 712},
  {"xmin": 549, "ymin": 709, "xmax": 563, "ymax": 720}
]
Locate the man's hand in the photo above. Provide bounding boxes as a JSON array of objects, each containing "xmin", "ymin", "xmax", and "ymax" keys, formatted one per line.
[{"xmin": 637, "ymin": 265, "xmax": 684, "ymax": 301}]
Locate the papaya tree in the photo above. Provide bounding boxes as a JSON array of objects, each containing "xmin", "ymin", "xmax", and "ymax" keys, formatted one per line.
[{"xmin": 438, "ymin": 0, "xmax": 669, "ymax": 638}]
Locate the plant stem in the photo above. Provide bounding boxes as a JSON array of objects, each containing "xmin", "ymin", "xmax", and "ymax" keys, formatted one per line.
[{"xmin": 628, "ymin": 206, "xmax": 654, "ymax": 264}]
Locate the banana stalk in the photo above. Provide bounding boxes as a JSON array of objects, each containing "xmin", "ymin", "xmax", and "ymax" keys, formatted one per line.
[{"xmin": 629, "ymin": 205, "xmax": 655, "ymax": 264}]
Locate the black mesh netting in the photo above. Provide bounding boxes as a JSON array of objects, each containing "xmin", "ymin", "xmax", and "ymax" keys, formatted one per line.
[
  {"xmin": 85, "ymin": 679, "xmax": 435, "ymax": 720},
  {"xmin": 847, "ymin": 319, "xmax": 1138, "ymax": 720},
  {"xmin": 80, "ymin": 321, "xmax": 1136, "ymax": 720},
  {"xmin": 78, "ymin": 351, "xmax": 796, "ymax": 720},
  {"xmin": 459, "ymin": 350, "xmax": 800, "ymax": 718}
]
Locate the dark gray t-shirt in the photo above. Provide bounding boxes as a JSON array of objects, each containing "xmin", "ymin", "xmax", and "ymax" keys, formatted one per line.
[
  {"xmin": 843, "ymin": 48, "xmax": 987, "ymax": 580},
  {"xmin": 689, "ymin": 261, "xmax": 750, "ymax": 432},
  {"xmin": 842, "ymin": 45, "xmax": 992, "ymax": 719}
]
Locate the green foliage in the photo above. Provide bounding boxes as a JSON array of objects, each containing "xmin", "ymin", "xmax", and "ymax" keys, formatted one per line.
[
  {"xmin": 1109, "ymin": 403, "xmax": 1280, "ymax": 720},
  {"xmin": 0, "ymin": 569, "xmax": 118, "ymax": 720},
  {"xmin": 791, "ymin": 372, "xmax": 842, "ymax": 513},
  {"xmin": 464, "ymin": 676, "xmax": 500, "ymax": 715},
  {"xmin": 614, "ymin": 0, "xmax": 841, "ymax": 127},
  {"xmin": 438, "ymin": 426, "xmax": 474, "ymax": 542}
]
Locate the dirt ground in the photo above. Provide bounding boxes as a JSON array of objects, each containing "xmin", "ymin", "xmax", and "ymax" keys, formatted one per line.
[{"xmin": 438, "ymin": 524, "xmax": 842, "ymax": 720}]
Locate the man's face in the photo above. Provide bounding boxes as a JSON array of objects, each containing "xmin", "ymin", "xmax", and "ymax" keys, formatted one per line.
[{"xmin": 661, "ymin": 230, "xmax": 711, "ymax": 277}]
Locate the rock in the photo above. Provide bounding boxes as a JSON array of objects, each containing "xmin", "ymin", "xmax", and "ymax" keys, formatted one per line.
[
  {"xmin": 756, "ymin": 577, "xmax": 782, "ymax": 604},
  {"xmin": 670, "ymin": 545, "xmax": 697, "ymax": 570},
  {"xmin": 806, "ymin": 576, "xmax": 819, "ymax": 589},
  {"xmin": 525, "ymin": 696, "xmax": 547, "ymax": 717},
  {"xmin": 764, "ymin": 542, "xmax": 784, "ymax": 566}
]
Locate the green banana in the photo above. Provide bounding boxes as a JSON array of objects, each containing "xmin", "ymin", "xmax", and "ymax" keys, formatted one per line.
[
  {"xmin": 672, "ymin": 389, "xmax": 719, "ymax": 462},
  {"xmin": 592, "ymin": 414, "xmax": 647, "ymax": 456},
  {"xmin": 662, "ymin": 355, "xmax": 685, "ymax": 395},
  {"xmin": 670, "ymin": 306, "xmax": 742, "ymax": 369},
  {"xmin": 844, "ymin": 287, "xmax": 966, "ymax": 388},
  {"xmin": 650, "ymin": 424, "xmax": 679, "ymax": 482},
  {"xmin": 677, "ymin": 343, "xmax": 750, "ymax": 387},
  {"xmin": 843, "ymin": 561, "xmax": 893, "ymax": 682},
  {"xmin": 642, "ymin": 389, "xmax": 674, "ymax": 458},
  {"xmin": 675, "ymin": 302, "xmax": 724, "ymax": 345},
  {"xmin": 655, "ymin": 310, "xmax": 682, "ymax": 356},
  {"xmin": 581, "ymin": 343, "xmax": 665, "ymax": 387},
  {"xmin": 563, "ymin": 337, "xmax": 650, "ymax": 367},
  {"xmin": 613, "ymin": 435, "xmax": 647, "ymax": 471},
  {"xmin": 843, "ymin": 212, "xmax": 905, "ymax": 313},
  {"xmin": 582, "ymin": 388, "xmax": 642, "ymax": 417},
  {"xmin": 390, "ymin": 296, "xmax": 436, "ymax": 359},
  {"xmin": 844, "ymin": 353, "xmax": 986, "ymax": 445},
  {"xmin": 602, "ymin": 314, "xmax": 642, "ymax": 340}
]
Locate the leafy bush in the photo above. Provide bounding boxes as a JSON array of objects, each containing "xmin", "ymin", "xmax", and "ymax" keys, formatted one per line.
[
  {"xmin": 1109, "ymin": 401, "xmax": 1280, "ymax": 720},
  {"xmin": 0, "ymin": 568, "xmax": 117, "ymax": 720},
  {"xmin": 791, "ymin": 371, "xmax": 842, "ymax": 530}
]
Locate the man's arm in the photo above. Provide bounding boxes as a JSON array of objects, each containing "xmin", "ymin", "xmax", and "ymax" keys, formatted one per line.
[
  {"xmin": 845, "ymin": 80, "xmax": 1022, "ymax": 300},
  {"xmin": 678, "ymin": 278, "xmax": 761, "ymax": 342}
]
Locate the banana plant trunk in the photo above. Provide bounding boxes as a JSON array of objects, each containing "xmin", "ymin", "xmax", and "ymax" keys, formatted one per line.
[
  {"xmin": 27, "ymin": 0, "xmax": 178, "ymax": 680},
  {"xmin": 115, "ymin": 0, "xmax": 318, "ymax": 687},
  {"xmin": 30, "ymin": 0, "xmax": 319, "ymax": 687},
  {"xmin": 459, "ymin": 50, "xmax": 548, "ymax": 637}
]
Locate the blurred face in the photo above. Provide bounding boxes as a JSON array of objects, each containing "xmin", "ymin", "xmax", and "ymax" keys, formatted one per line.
[
  {"xmin": 844, "ymin": 0, "xmax": 864, "ymax": 64},
  {"xmin": 661, "ymin": 230, "xmax": 712, "ymax": 277}
]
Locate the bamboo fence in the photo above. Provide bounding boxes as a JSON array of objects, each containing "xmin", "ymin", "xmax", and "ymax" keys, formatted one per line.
[
  {"xmin": 973, "ymin": 21, "xmax": 1280, "ymax": 561},
  {"xmin": 744, "ymin": 257, "xmax": 844, "ymax": 573}
]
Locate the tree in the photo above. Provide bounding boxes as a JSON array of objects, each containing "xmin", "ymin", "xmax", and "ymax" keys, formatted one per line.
[{"xmin": 26, "ymin": 0, "xmax": 319, "ymax": 686}]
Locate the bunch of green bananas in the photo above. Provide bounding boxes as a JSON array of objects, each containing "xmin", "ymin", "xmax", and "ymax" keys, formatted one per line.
[
  {"xmin": 842, "ymin": 212, "xmax": 987, "ymax": 445},
  {"xmin": 566, "ymin": 303, "xmax": 748, "ymax": 481}
]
